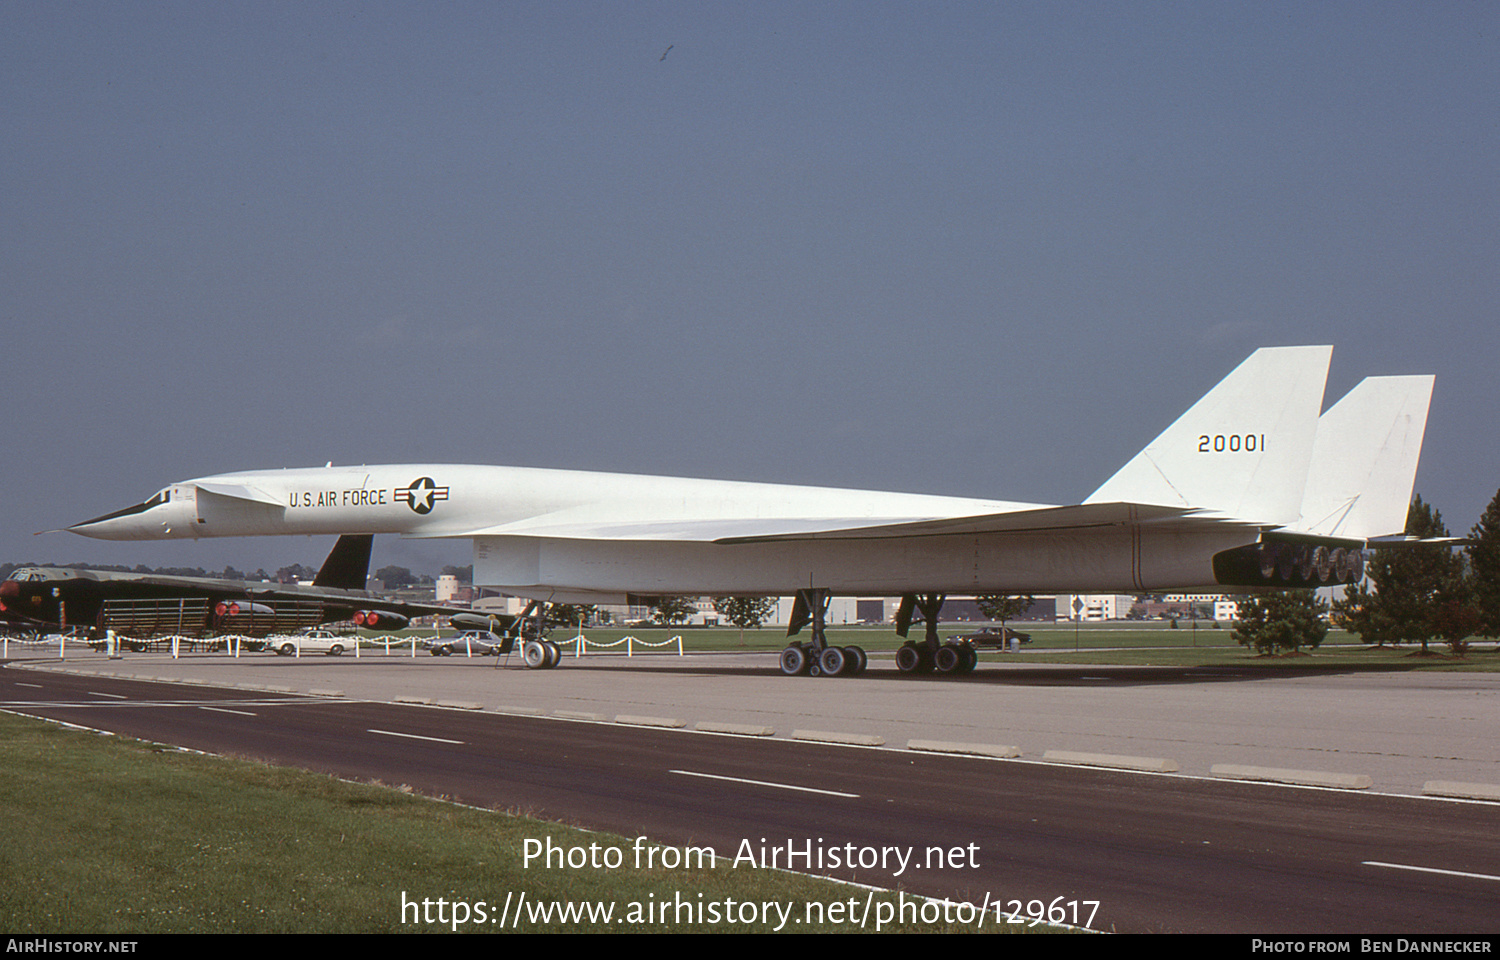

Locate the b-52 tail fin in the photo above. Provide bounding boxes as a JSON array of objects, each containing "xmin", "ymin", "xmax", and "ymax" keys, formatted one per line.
[{"xmin": 312, "ymin": 534, "xmax": 375, "ymax": 590}]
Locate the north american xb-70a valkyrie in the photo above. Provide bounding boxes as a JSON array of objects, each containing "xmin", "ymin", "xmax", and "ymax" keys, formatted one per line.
[
  {"xmin": 0, "ymin": 534, "xmax": 537, "ymax": 653},
  {"xmin": 65, "ymin": 346, "xmax": 1434, "ymax": 676}
]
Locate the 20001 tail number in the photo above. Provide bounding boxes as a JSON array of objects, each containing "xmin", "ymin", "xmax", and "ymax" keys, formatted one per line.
[{"xmin": 1199, "ymin": 434, "xmax": 1264, "ymax": 453}]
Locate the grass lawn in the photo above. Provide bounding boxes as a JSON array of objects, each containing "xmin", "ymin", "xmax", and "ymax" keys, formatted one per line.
[
  {"xmin": 0, "ymin": 712, "xmax": 1038, "ymax": 934},
  {"xmin": 496, "ymin": 623, "xmax": 1500, "ymax": 672}
]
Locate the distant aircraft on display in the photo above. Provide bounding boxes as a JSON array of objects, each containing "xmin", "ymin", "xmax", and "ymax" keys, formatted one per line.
[
  {"xmin": 66, "ymin": 346, "xmax": 1433, "ymax": 676},
  {"xmin": 0, "ymin": 535, "xmax": 520, "ymax": 652}
]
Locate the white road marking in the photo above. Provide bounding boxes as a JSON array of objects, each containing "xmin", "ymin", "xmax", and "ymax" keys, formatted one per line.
[
  {"xmin": 88, "ymin": 691, "xmax": 128, "ymax": 699},
  {"xmin": 1364, "ymin": 861, "xmax": 1500, "ymax": 883},
  {"xmin": 199, "ymin": 706, "xmax": 257, "ymax": 717},
  {"xmin": 0, "ymin": 697, "xmax": 329, "ymax": 709},
  {"xmin": 368, "ymin": 728, "xmax": 465, "ymax": 745},
  {"xmin": 670, "ymin": 768, "xmax": 858, "ymax": 798}
]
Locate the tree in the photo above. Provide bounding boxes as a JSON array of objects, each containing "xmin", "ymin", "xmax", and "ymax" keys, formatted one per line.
[
  {"xmin": 1431, "ymin": 592, "xmax": 1481, "ymax": 656},
  {"xmin": 974, "ymin": 594, "xmax": 1035, "ymax": 625},
  {"xmin": 650, "ymin": 596, "xmax": 698, "ymax": 626},
  {"xmin": 275, "ymin": 563, "xmax": 316, "ymax": 584},
  {"xmin": 546, "ymin": 603, "xmax": 599, "ymax": 630},
  {"xmin": 374, "ymin": 564, "xmax": 417, "ymax": 588},
  {"xmin": 1332, "ymin": 495, "xmax": 1465, "ymax": 654},
  {"xmin": 1468, "ymin": 487, "xmax": 1500, "ymax": 639},
  {"xmin": 1330, "ymin": 579, "xmax": 1391, "ymax": 646},
  {"xmin": 1232, "ymin": 591, "xmax": 1329, "ymax": 654},
  {"xmin": 712, "ymin": 596, "xmax": 778, "ymax": 644},
  {"xmin": 441, "ymin": 564, "xmax": 473, "ymax": 584}
]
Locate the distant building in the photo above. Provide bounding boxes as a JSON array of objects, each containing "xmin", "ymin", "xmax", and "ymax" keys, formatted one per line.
[
  {"xmin": 1054, "ymin": 594, "xmax": 1135, "ymax": 621},
  {"xmin": 435, "ymin": 574, "xmax": 474, "ymax": 604},
  {"xmin": 472, "ymin": 593, "xmax": 1065, "ymax": 626}
]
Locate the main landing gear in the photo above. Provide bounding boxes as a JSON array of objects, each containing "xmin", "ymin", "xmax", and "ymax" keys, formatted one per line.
[
  {"xmin": 894, "ymin": 593, "xmax": 977, "ymax": 675},
  {"xmin": 501, "ymin": 600, "xmax": 561, "ymax": 670},
  {"xmin": 780, "ymin": 588, "xmax": 867, "ymax": 677},
  {"xmin": 778, "ymin": 590, "xmax": 978, "ymax": 677}
]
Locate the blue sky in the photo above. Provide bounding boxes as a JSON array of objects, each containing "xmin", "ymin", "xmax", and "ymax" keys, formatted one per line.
[{"xmin": 3, "ymin": 2, "xmax": 1495, "ymax": 575}]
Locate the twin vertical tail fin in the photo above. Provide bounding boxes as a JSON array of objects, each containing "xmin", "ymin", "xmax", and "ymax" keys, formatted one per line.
[
  {"xmin": 1212, "ymin": 372, "xmax": 1435, "ymax": 589},
  {"xmin": 1290, "ymin": 375, "xmax": 1434, "ymax": 541},
  {"xmin": 1083, "ymin": 345, "xmax": 1333, "ymax": 526},
  {"xmin": 1081, "ymin": 345, "xmax": 1434, "ymax": 590}
]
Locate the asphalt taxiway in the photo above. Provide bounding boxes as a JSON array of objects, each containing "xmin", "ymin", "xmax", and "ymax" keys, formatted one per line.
[
  {"xmin": 11, "ymin": 644, "xmax": 1499, "ymax": 798},
  {"xmin": 6, "ymin": 646, "xmax": 1499, "ymax": 933}
]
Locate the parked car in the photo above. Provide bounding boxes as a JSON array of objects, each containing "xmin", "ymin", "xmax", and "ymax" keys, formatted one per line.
[
  {"xmin": 422, "ymin": 630, "xmax": 510, "ymax": 657},
  {"xmin": 272, "ymin": 629, "xmax": 353, "ymax": 656},
  {"xmin": 952, "ymin": 626, "xmax": 1032, "ymax": 647}
]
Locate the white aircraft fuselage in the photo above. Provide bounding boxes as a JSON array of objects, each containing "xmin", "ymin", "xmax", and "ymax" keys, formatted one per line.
[
  {"xmin": 67, "ymin": 346, "xmax": 1433, "ymax": 604},
  {"xmin": 74, "ymin": 463, "xmax": 1242, "ymax": 599}
]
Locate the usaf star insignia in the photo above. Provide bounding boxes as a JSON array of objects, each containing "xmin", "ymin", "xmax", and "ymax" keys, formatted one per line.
[{"xmin": 396, "ymin": 477, "xmax": 449, "ymax": 515}]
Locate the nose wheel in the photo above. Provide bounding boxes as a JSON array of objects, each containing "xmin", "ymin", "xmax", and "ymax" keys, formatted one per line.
[{"xmin": 522, "ymin": 639, "xmax": 561, "ymax": 669}]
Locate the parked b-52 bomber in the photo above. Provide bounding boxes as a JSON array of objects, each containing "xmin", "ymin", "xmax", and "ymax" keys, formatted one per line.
[
  {"xmin": 0, "ymin": 534, "xmax": 546, "ymax": 656},
  {"xmin": 65, "ymin": 346, "xmax": 1436, "ymax": 677}
]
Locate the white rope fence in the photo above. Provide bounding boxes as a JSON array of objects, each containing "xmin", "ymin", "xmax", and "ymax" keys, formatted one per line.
[
  {"xmin": 1, "ymin": 630, "xmax": 87, "ymax": 659},
  {"xmin": 558, "ymin": 633, "xmax": 684, "ymax": 657},
  {"xmin": 5, "ymin": 627, "xmax": 688, "ymax": 661}
]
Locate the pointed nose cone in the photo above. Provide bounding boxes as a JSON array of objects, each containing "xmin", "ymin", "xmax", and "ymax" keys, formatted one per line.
[
  {"xmin": 70, "ymin": 484, "xmax": 202, "ymax": 540},
  {"xmin": 68, "ymin": 495, "xmax": 165, "ymax": 540},
  {"xmin": 68, "ymin": 514, "xmax": 146, "ymax": 540}
]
